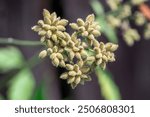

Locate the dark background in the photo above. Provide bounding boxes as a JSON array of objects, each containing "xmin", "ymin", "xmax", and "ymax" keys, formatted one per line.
[{"xmin": 0, "ymin": 0, "xmax": 150, "ymax": 100}]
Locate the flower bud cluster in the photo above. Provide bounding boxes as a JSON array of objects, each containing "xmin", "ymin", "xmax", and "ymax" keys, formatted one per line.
[
  {"xmin": 123, "ymin": 28, "xmax": 140, "ymax": 46},
  {"xmin": 118, "ymin": 4, "xmax": 132, "ymax": 19},
  {"xmin": 134, "ymin": 11, "xmax": 146, "ymax": 26},
  {"xmin": 32, "ymin": 9, "xmax": 68, "ymax": 46},
  {"xmin": 93, "ymin": 42, "xmax": 118, "ymax": 69},
  {"xmin": 60, "ymin": 64, "xmax": 91, "ymax": 89},
  {"xmin": 32, "ymin": 9, "xmax": 118, "ymax": 88},
  {"xmin": 107, "ymin": 15, "xmax": 121, "ymax": 28},
  {"xmin": 105, "ymin": 0, "xmax": 150, "ymax": 46},
  {"xmin": 106, "ymin": 0, "xmax": 122, "ymax": 11},
  {"xmin": 131, "ymin": 0, "xmax": 147, "ymax": 5},
  {"xmin": 70, "ymin": 14, "xmax": 101, "ymax": 46}
]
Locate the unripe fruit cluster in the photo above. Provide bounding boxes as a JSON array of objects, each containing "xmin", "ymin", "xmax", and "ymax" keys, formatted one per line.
[{"xmin": 32, "ymin": 9, "xmax": 118, "ymax": 89}]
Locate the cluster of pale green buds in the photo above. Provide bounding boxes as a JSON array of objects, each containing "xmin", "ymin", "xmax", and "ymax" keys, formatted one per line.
[
  {"xmin": 123, "ymin": 28, "xmax": 140, "ymax": 46},
  {"xmin": 107, "ymin": 15, "xmax": 121, "ymax": 28},
  {"xmin": 93, "ymin": 42, "xmax": 118, "ymax": 69},
  {"xmin": 32, "ymin": 9, "xmax": 118, "ymax": 89},
  {"xmin": 134, "ymin": 11, "xmax": 146, "ymax": 26},
  {"xmin": 131, "ymin": 0, "xmax": 147, "ymax": 5},
  {"xmin": 106, "ymin": 0, "xmax": 122, "ymax": 11},
  {"xmin": 118, "ymin": 4, "xmax": 132, "ymax": 19},
  {"xmin": 121, "ymin": 20, "xmax": 140, "ymax": 46},
  {"xmin": 105, "ymin": 0, "xmax": 149, "ymax": 46},
  {"xmin": 69, "ymin": 14, "xmax": 101, "ymax": 46},
  {"xmin": 60, "ymin": 64, "xmax": 91, "ymax": 88}
]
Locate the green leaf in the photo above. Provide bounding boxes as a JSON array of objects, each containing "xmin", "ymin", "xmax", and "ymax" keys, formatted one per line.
[
  {"xmin": 7, "ymin": 68, "xmax": 35, "ymax": 100},
  {"xmin": 32, "ymin": 81, "xmax": 46, "ymax": 100},
  {"xmin": 0, "ymin": 46, "xmax": 36, "ymax": 100},
  {"xmin": 0, "ymin": 47, "xmax": 24, "ymax": 73},
  {"xmin": 96, "ymin": 16, "xmax": 118, "ymax": 43},
  {"xmin": 96, "ymin": 67, "xmax": 121, "ymax": 100},
  {"xmin": 90, "ymin": 0, "xmax": 104, "ymax": 15},
  {"xmin": 90, "ymin": 0, "xmax": 118, "ymax": 43},
  {"xmin": 0, "ymin": 94, "xmax": 4, "ymax": 100}
]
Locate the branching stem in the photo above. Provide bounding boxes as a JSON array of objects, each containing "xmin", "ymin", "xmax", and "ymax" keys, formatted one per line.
[{"xmin": 0, "ymin": 38, "xmax": 42, "ymax": 46}]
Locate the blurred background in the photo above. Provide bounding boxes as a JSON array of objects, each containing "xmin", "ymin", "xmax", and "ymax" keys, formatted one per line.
[{"xmin": 0, "ymin": 0, "xmax": 150, "ymax": 100}]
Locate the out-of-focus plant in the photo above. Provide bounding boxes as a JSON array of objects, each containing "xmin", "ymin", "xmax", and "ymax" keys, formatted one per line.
[
  {"xmin": 0, "ymin": 7, "xmax": 121, "ymax": 100},
  {"xmin": 32, "ymin": 9, "xmax": 119, "ymax": 91},
  {"xmin": 0, "ymin": 94, "xmax": 4, "ymax": 99},
  {"xmin": 0, "ymin": 45, "xmax": 40, "ymax": 100},
  {"xmin": 90, "ymin": 0, "xmax": 122, "ymax": 99},
  {"xmin": 32, "ymin": 80, "xmax": 46, "ymax": 100},
  {"xmin": 91, "ymin": 0, "xmax": 118, "ymax": 43},
  {"xmin": 91, "ymin": 0, "xmax": 150, "ymax": 46},
  {"xmin": 90, "ymin": 0, "xmax": 150, "ymax": 99},
  {"xmin": 96, "ymin": 67, "xmax": 121, "ymax": 100},
  {"xmin": 0, "ymin": 35, "xmax": 54, "ymax": 100}
]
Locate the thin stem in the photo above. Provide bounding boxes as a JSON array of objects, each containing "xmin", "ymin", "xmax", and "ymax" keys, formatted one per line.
[{"xmin": 0, "ymin": 38, "xmax": 42, "ymax": 46}]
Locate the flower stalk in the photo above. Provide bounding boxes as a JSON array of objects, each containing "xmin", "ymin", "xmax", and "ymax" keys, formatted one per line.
[{"xmin": 0, "ymin": 38, "xmax": 42, "ymax": 46}]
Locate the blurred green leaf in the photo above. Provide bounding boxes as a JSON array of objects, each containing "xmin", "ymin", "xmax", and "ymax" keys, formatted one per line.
[
  {"xmin": 90, "ymin": 0, "xmax": 104, "ymax": 15},
  {"xmin": 96, "ymin": 16, "xmax": 118, "ymax": 43},
  {"xmin": 0, "ymin": 94, "xmax": 4, "ymax": 100},
  {"xmin": 32, "ymin": 81, "xmax": 46, "ymax": 100},
  {"xmin": 0, "ymin": 69, "xmax": 20, "ymax": 90},
  {"xmin": 96, "ymin": 67, "xmax": 121, "ymax": 100},
  {"xmin": 90, "ymin": 0, "xmax": 118, "ymax": 43},
  {"xmin": 0, "ymin": 47, "xmax": 24, "ymax": 73},
  {"xmin": 0, "ymin": 46, "xmax": 36, "ymax": 100},
  {"xmin": 7, "ymin": 68, "xmax": 35, "ymax": 100}
]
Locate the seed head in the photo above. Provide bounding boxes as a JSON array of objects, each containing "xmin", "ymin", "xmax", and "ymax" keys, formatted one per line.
[{"xmin": 32, "ymin": 9, "xmax": 118, "ymax": 89}]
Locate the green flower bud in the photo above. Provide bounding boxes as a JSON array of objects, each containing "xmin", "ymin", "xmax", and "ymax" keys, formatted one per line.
[
  {"xmin": 43, "ymin": 24, "xmax": 51, "ymax": 30},
  {"xmin": 46, "ymin": 30, "xmax": 52, "ymax": 38},
  {"xmin": 75, "ymin": 76, "xmax": 81, "ymax": 85},
  {"xmin": 44, "ymin": 17, "xmax": 51, "ymax": 25},
  {"xmin": 57, "ymin": 25, "xmax": 66, "ymax": 31},
  {"xmin": 60, "ymin": 72, "xmax": 68, "ymax": 79},
  {"xmin": 86, "ymin": 14, "xmax": 95, "ymax": 23},
  {"xmin": 57, "ymin": 19, "xmax": 68, "ymax": 26},
  {"xmin": 77, "ymin": 18, "xmax": 85, "ymax": 26},
  {"xmin": 38, "ymin": 30, "xmax": 46, "ymax": 36},
  {"xmin": 52, "ymin": 58, "xmax": 59, "ymax": 67},
  {"xmin": 39, "ymin": 50, "xmax": 47, "ymax": 59},
  {"xmin": 31, "ymin": 26, "xmax": 41, "ymax": 32},
  {"xmin": 68, "ymin": 71, "xmax": 77, "ymax": 76},
  {"xmin": 92, "ymin": 30, "xmax": 101, "ymax": 37},
  {"xmin": 43, "ymin": 9, "xmax": 51, "ymax": 18},
  {"xmin": 70, "ymin": 23, "xmax": 79, "ymax": 30},
  {"xmin": 67, "ymin": 77, "xmax": 75, "ymax": 84},
  {"xmin": 66, "ymin": 64, "xmax": 74, "ymax": 70},
  {"xmin": 56, "ymin": 53, "xmax": 63, "ymax": 60},
  {"xmin": 59, "ymin": 60, "xmax": 66, "ymax": 67}
]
